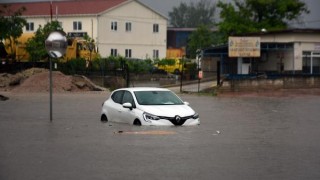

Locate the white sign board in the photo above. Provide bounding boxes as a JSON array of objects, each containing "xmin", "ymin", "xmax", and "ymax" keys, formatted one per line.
[{"xmin": 229, "ymin": 37, "xmax": 261, "ymax": 57}]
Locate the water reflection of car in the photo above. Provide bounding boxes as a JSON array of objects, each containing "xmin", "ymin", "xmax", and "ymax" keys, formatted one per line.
[{"xmin": 101, "ymin": 87, "xmax": 200, "ymax": 126}]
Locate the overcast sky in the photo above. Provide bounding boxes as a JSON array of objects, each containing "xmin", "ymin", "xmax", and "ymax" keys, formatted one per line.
[{"xmin": 1, "ymin": 0, "xmax": 319, "ymax": 28}]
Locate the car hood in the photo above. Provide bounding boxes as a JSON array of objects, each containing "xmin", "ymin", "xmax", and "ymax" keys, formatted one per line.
[{"xmin": 138, "ymin": 105, "xmax": 195, "ymax": 117}]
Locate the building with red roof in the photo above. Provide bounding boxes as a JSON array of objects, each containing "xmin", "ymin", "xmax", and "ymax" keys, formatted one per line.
[{"xmin": 1, "ymin": 0, "xmax": 168, "ymax": 59}]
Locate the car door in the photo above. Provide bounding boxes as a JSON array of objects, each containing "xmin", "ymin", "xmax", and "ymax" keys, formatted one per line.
[
  {"xmin": 108, "ymin": 90, "xmax": 124, "ymax": 123},
  {"xmin": 119, "ymin": 91, "xmax": 137, "ymax": 124}
]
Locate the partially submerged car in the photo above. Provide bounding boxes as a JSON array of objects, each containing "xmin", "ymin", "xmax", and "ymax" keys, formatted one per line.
[{"xmin": 101, "ymin": 87, "xmax": 200, "ymax": 126}]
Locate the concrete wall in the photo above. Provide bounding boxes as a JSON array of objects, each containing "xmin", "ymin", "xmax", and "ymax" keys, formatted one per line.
[{"xmin": 220, "ymin": 77, "xmax": 320, "ymax": 92}]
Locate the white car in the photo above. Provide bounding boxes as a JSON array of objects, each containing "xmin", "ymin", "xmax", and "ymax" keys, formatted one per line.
[{"xmin": 101, "ymin": 87, "xmax": 200, "ymax": 126}]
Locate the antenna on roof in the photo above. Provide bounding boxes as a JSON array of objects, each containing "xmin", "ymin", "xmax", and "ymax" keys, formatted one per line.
[
  {"xmin": 50, "ymin": 1, "xmax": 53, "ymax": 22},
  {"xmin": 56, "ymin": 6, "xmax": 58, "ymax": 20}
]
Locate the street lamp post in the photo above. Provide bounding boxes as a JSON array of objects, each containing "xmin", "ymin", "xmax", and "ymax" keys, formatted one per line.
[{"xmin": 196, "ymin": 49, "xmax": 202, "ymax": 93}]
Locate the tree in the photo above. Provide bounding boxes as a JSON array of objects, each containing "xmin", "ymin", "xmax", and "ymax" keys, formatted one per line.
[
  {"xmin": 188, "ymin": 25, "xmax": 214, "ymax": 58},
  {"xmin": 25, "ymin": 21, "xmax": 63, "ymax": 62},
  {"xmin": 0, "ymin": 4, "xmax": 26, "ymax": 60},
  {"xmin": 169, "ymin": 0, "xmax": 216, "ymax": 28},
  {"xmin": 217, "ymin": 0, "xmax": 309, "ymax": 42}
]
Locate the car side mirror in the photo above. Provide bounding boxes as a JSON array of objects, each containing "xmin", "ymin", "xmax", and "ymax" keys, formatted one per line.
[
  {"xmin": 123, "ymin": 102, "xmax": 133, "ymax": 110},
  {"xmin": 184, "ymin": 102, "xmax": 190, "ymax": 106}
]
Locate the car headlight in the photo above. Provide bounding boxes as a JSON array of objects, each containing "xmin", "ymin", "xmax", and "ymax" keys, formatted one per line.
[
  {"xmin": 193, "ymin": 113, "xmax": 199, "ymax": 119},
  {"xmin": 143, "ymin": 112, "xmax": 160, "ymax": 122}
]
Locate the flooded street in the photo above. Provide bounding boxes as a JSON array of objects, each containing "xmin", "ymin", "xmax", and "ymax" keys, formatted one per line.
[{"xmin": 1, "ymin": 92, "xmax": 320, "ymax": 180}]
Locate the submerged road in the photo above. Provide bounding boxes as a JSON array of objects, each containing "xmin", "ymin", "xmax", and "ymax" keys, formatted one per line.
[{"xmin": 1, "ymin": 91, "xmax": 320, "ymax": 180}]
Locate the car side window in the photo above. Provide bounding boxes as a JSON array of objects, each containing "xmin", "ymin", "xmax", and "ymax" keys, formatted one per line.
[
  {"xmin": 111, "ymin": 90, "xmax": 124, "ymax": 104},
  {"xmin": 122, "ymin": 91, "xmax": 135, "ymax": 107}
]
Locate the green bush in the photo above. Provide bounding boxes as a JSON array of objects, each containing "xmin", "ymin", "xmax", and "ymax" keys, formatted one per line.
[
  {"xmin": 58, "ymin": 56, "xmax": 156, "ymax": 75},
  {"xmin": 126, "ymin": 58, "xmax": 153, "ymax": 74},
  {"xmin": 157, "ymin": 58, "xmax": 175, "ymax": 66},
  {"xmin": 58, "ymin": 58, "xmax": 86, "ymax": 75}
]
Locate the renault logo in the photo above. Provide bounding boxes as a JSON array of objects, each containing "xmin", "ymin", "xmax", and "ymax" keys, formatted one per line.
[{"xmin": 175, "ymin": 115, "xmax": 181, "ymax": 122}]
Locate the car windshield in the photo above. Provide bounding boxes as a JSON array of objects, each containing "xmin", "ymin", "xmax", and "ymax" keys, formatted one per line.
[{"xmin": 134, "ymin": 91, "xmax": 184, "ymax": 105}]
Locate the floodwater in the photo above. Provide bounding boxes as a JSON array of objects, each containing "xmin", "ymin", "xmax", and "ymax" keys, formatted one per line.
[{"xmin": 0, "ymin": 92, "xmax": 320, "ymax": 180}]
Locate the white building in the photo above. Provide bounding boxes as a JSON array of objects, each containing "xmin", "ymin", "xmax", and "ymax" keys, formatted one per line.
[
  {"xmin": 258, "ymin": 29, "xmax": 320, "ymax": 74},
  {"xmin": 4, "ymin": 0, "xmax": 167, "ymax": 59},
  {"xmin": 202, "ymin": 29, "xmax": 320, "ymax": 75}
]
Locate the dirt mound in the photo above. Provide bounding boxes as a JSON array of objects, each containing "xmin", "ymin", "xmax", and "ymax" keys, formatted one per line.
[
  {"xmin": 0, "ymin": 68, "xmax": 106, "ymax": 93},
  {"xmin": 0, "ymin": 68, "xmax": 47, "ymax": 89}
]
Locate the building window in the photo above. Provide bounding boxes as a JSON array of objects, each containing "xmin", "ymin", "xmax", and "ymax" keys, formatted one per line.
[
  {"xmin": 73, "ymin": 21, "xmax": 82, "ymax": 30},
  {"xmin": 153, "ymin": 50, "xmax": 159, "ymax": 59},
  {"xmin": 111, "ymin": 49, "xmax": 118, "ymax": 56},
  {"xmin": 125, "ymin": 22, "xmax": 132, "ymax": 32},
  {"xmin": 303, "ymin": 51, "xmax": 320, "ymax": 74},
  {"xmin": 125, "ymin": 49, "xmax": 132, "ymax": 58},
  {"xmin": 26, "ymin": 22, "xmax": 34, "ymax": 31},
  {"xmin": 111, "ymin": 21, "xmax": 117, "ymax": 31},
  {"xmin": 153, "ymin": 24, "xmax": 159, "ymax": 33}
]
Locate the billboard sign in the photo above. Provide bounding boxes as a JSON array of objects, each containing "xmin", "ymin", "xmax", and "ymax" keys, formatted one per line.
[{"xmin": 229, "ymin": 37, "xmax": 261, "ymax": 57}]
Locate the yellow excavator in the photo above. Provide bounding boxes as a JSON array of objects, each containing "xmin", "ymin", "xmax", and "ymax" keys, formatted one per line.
[
  {"xmin": 1, "ymin": 33, "xmax": 98, "ymax": 62},
  {"xmin": 156, "ymin": 48, "xmax": 186, "ymax": 74}
]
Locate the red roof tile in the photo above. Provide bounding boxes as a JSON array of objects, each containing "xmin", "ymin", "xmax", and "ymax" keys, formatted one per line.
[{"xmin": 1, "ymin": 0, "xmax": 128, "ymax": 16}]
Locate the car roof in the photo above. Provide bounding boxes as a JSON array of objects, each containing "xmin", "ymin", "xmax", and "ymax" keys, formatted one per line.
[{"xmin": 114, "ymin": 87, "xmax": 171, "ymax": 92}]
